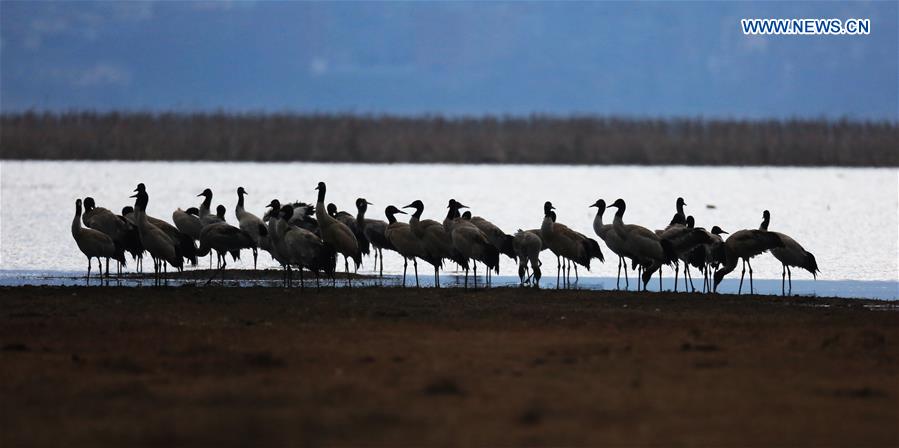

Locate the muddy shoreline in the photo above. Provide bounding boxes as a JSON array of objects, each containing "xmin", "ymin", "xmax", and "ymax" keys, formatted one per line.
[{"xmin": 2, "ymin": 286, "xmax": 897, "ymax": 446}]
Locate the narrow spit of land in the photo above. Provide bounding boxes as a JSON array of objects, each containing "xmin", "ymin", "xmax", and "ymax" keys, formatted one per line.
[{"xmin": 1, "ymin": 286, "xmax": 897, "ymax": 447}]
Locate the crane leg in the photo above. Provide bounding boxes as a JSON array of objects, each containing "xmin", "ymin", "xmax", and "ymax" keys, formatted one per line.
[
  {"xmin": 781, "ymin": 264, "xmax": 786, "ymax": 296},
  {"xmin": 518, "ymin": 262, "xmax": 526, "ymax": 286},
  {"xmin": 413, "ymin": 258, "xmax": 419, "ymax": 288},
  {"xmin": 556, "ymin": 256, "xmax": 561, "ymax": 289},
  {"xmin": 616, "ymin": 257, "xmax": 622, "ymax": 290},
  {"xmin": 787, "ymin": 266, "xmax": 792, "ymax": 295},
  {"xmin": 676, "ymin": 264, "xmax": 680, "ymax": 292},
  {"xmin": 434, "ymin": 265, "xmax": 440, "ymax": 288},
  {"xmin": 574, "ymin": 263, "xmax": 579, "ymax": 283},
  {"xmin": 474, "ymin": 262, "xmax": 478, "ymax": 289},
  {"xmin": 738, "ymin": 259, "xmax": 746, "ymax": 294},
  {"xmin": 747, "ymin": 259, "xmax": 754, "ymax": 294},
  {"xmin": 686, "ymin": 265, "xmax": 695, "ymax": 292},
  {"xmin": 658, "ymin": 265, "xmax": 662, "ymax": 291},
  {"xmin": 344, "ymin": 256, "xmax": 350, "ymax": 287},
  {"xmin": 379, "ymin": 249, "xmax": 384, "ymax": 278},
  {"xmin": 402, "ymin": 258, "xmax": 408, "ymax": 288},
  {"xmin": 704, "ymin": 264, "xmax": 709, "ymax": 292},
  {"xmin": 87, "ymin": 257, "xmax": 92, "ymax": 280},
  {"xmin": 252, "ymin": 248, "xmax": 258, "ymax": 270}
]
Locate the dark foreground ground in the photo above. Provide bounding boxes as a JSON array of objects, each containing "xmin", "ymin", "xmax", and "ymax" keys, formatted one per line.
[{"xmin": 1, "ymin": 286, "xmax": 897, "ymax": 447}]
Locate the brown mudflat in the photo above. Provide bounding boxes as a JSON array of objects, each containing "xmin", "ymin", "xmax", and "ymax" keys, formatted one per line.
[{"xmin": 1, "ymin": 286, "xmax": 897, "ymax": 447}]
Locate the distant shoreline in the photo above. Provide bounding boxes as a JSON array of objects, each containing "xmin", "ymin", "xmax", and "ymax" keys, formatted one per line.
[{"xmin": 2, "ymin": 111, "xmax": 897, "ymax": 166}]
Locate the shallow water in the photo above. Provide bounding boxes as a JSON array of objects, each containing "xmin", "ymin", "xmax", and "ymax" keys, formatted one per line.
[
  {"xmin": 0, "ymin": 270, "xmax": 896, "ymax": 302},
  {"xmin": 1, "ymin": 161, "xmax": 897, "ymax": 297}
]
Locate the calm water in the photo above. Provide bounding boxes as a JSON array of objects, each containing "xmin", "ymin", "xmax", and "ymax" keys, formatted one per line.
[{"xmin": 1, "ymin": 161, "xmax": 897, "ymax": 297}]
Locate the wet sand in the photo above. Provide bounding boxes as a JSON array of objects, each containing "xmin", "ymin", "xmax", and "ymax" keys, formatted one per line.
[{"xmin": 1, "ymin": 286, "xmax": 897, "ymax": 447}]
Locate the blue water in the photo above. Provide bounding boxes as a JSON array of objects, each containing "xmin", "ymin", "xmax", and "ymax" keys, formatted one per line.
[
  {"xmin": 3, "ymin": 161, "xmax": 898, "ymax": 283},
  {"xmin": 2, "ymin": 270, "xmax": 895, "ymax": 301}
]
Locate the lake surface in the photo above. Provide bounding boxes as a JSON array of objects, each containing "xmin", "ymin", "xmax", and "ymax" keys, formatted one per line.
[{"xmin": 1, "ymin": 161, "xmax": 897, "ymax": 298}]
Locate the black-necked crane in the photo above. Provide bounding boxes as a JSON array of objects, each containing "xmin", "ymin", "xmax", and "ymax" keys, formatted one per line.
[
  {"xmin": 276, "ymin": 204, "xmax": 336, "ymax": 288},
  {"xmin": 265, "ymin": 201, "xmax": 316, "ymax": 230},
  {"xmin": 712, "ymin": 226, "xmax": 784, "ymax": 295},
  {"xmin": 314, "ymin": 182, "xmax": 361, "ymax": 285},
  {"xmin": 672, "ymin": 197, "xmax": 687, "ymax": 226},
  {"xmin": 130, "ymin": 184, "xmax": 184, "ymax": 282},
  {"xmin": 686, "ymin": 225, "xmax": 729, "ymax": 293},
  {"xmin": 329, "ymin": 201, "xmax": 370, "ymax": 270},
  {"xmin": 540, "ymin": 201, "xmax": 604, "ymax": 289},
  {"xmin": 383, "ymin": 205, "xmax": 433, "ymax": 287},
  {"xmin": 403, "ymin": 199, "xmax": 467, "ymax": 288},
  {"xmin": 759, "ymin": 210, "xmax": 770, "ymax": 231},
  {"xmin": 355, "ymin": 198, "xmax": 393, "ymax": 278},
  {"xmin": 197, "ymin": 214, "xmax": 257, "ymax": 284},
  {"xmin": 263, "ymin": 199, "xmax": 294, "ymax": 281},
  {"xmin": 131, "ymin": 185, "xmax": 197, "ymax": 268},
  {"xmin": 81, "ymin": 197, "xmax": 129, "ymax": 275},
  {"xmin": 591, "ymin": 199, "xmax": 634, "ymax": 290},
  {"xmin": 235, "ymin": 187, "xmax": 268, "ymax": 269},
  {"xmin": 444, "ymin": 201, "xmax": 500, "ymax": 289},
  {"xmin": 120, "ymin": 206, "xmax": 146, "ymax": 271},
  {"xmin": 197, "ymin": 188, "xmax": 213, "ymax": 219},
  {"xmin": 72, "ymin": 199, "xmax": 125, "ymax": 280},
  {"xmin": 662, "ymin": 216, "xmax": 716, "ymax": 293},
  {"xmin": 606, "ymin": 198, "xmax": 677, "ymax": 291},
  {"xmin": 513, "ymin": 229, "xmax": 542, "ymax": 288},
  {"xmin": 173, "ymin": 207, "xmax": 202, "ymax": 241},
  {"xmin": 116, "ymin": 206, "xmax": 145, "ymax": 272},
  {"xmin": 467, "ymin": 210, "xmax": 516, "ymax": 285},
  {"xmin": 758, "ymin": 210, "xmax": 820, "ymax": 295}
]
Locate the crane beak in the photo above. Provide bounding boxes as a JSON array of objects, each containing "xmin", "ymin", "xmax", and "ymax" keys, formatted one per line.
[
  {"xmin": 366, "ymin": 201, "xmax": 373, "ymax": 205},
  {"xmin": 458, "ymin": 203, "xmax": 469, "ymax": 209},
  {"xmin": 196, "ymin": 193, "xmax": 204, "ymax": 197},
  {"xmin": 402, "ymin": 203, "xmax": 415, "ymax": 209},
  {"xmin": 589, "ymin": 203, "xmax": 596, "ymax": 207},
  {"xmin": 395, "ymin": 209, "xmax": 407, "ymax": 215},
  {"xmin": 720, "ymin": 230, "xmax": 729, "ymax": 234},
  {"xmin": 129, "ymin": 193, "xmax": 138, "ymax": 198}
]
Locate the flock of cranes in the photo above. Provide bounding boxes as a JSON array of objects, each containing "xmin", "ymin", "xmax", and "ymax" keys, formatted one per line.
[{"xmin": 72, "ymin": 181, "xmax": 820, "ymax": 295}]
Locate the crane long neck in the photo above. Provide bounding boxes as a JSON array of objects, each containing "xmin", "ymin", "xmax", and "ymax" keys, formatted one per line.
[
  {"xmin": 612, "ymin": 204, "xmax": 626, "ymax": 233},
  {"xmin": 356, "ymin": 205, "xmax": 366, "ymax": 226},
  {"xmin": 759, "ymin": 215, "xmax": 769, "ymax": 230},
  {"xmin": 316, "ymin": 188, "xmax": 326, "ymax": 206},
  {"xmin": 237, "ymin": 191, "xmax": 245, "ymax": 210},
  {"xmin": 593, "ymin": 207, "xmax": 605, "ymax": 230},
  {"xmin": 201, "ymin": 194, "xmax": 212, "ymax": 211},
  {"xmin": 386, "ymin": 211, "xmax": 397, "ymax": 224},
  {"xmin": 72, "ymin": 203, "xmax": 82, "ymax": 237}
]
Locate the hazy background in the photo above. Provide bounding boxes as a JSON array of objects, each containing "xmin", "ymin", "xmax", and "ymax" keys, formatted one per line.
[{"xmin": 2, "ymin": 1, "xmax": 896, "ymax": 120}]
